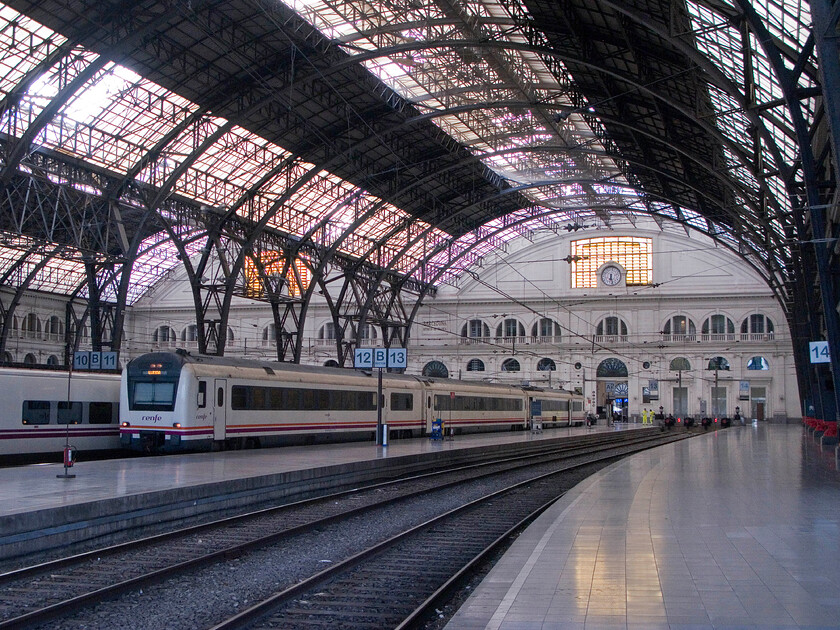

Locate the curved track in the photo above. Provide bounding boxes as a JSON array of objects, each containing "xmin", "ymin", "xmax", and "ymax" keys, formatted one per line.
[{"xmin": 0, "ymin": 429, "xmax": 689, "ymax": 629}]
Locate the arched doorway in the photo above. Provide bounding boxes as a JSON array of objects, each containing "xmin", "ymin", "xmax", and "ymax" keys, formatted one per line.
[{"xmin": 597, "ymin": 358, "xmax": 629, "ymax": 421}]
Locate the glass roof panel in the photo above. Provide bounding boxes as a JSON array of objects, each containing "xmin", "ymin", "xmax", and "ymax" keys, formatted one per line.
[
  {"xmin": 685, "ymin": 0, "xmax": 815, "ymax": 230},
  {"xmin": 0, "ymin": 6, "xmax": 66, "ymax": 100},
  {"xmin": 0, "ymin": 0, "xmax": 819, "ymax": 300},
  {"xmin": 287, "ymin": 0, "xmax": 635, "ymax": 216}
]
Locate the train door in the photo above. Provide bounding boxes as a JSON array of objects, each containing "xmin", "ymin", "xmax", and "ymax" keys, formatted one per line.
[{"xmin": 214, "ymin": 379, "xmax": 227, "ymax": 440}]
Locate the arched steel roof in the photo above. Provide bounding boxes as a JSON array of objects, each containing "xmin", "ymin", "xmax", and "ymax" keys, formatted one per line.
[{"xmin": 0, "ymin": 0, "xmax": 830, "ymax": 306}]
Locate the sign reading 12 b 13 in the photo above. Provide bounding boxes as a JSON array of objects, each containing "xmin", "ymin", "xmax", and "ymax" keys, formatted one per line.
[{"xmin": 353, "ymin": 347, "xmax": 407, "ymax": 369}]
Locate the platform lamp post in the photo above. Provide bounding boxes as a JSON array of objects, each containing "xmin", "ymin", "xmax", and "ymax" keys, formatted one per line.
[{"xmin": 58, "ymin": 358, "xmax": 76, "ymax": 479}]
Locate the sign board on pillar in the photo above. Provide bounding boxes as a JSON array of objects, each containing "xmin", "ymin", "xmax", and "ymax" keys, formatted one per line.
[{"xmin": 809, "ymin": 341, "xmax": 830, "ymax": 363}]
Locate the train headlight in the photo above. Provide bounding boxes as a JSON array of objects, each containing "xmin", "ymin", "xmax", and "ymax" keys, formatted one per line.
[
  {"xmin": 121, "ymin": 421, "xmax": 130, "ymax": 428},
  {"xmin": 173, "ymin": 423, "xmax": 181, "ymax": 429}
]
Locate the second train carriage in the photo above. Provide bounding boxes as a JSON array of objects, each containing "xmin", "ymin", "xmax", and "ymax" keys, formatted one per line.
[
  {"xmin": 0, "ymin": 367, "xmax": 121, "ymax": 458},
  {"xmin": 119, "ymin": 351, "xmax": 584, "ymax": 453}
]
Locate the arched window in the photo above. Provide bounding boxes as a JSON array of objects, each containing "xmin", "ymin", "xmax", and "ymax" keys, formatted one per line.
[
  {"xmin": 466, "ymin": 358, "xmax": 485, "ymax": 372},
  {"xmin": 537, "ymin": 358, "xmax": 556, "ymax": 371},
  {"xmin": 461, "ymin": 319, "xmax": 489, "ymax": 339},
  {"xmin": 182, "ymin": 324, "xmax": 198, "ymax": 342},
  {"xmin": 596, "ymin": 316, "xmax": 627, "ymax": 337},
  {"xmin": 70, "ymin": 321, "xmax": 89, "ymax": 339},
  {"xmin": 501, "ymin": 358, "xmax": 521, "ymax": 372},
  {"xmin": 702, "ymin": 315, "xmax": 734, "ymax": 340},
  {"xmin": 747, "ymin": 356, "xmax": 770, "ymax": 370},
  {"xmin": 707, "ymin": 356, "xmax": 730, "ymax": 371},
  {"xmin": 324, "ymin": 359, "xmax": 339, "ymax": 368},
  {"xmin": 21, "ymin": 313, "xmax": 41, "ymax": 337},
  {"xmin": 23, "ymin": 353, "xmax": 37, "ymax": 365},
  {"xmin": 670, "ymin": 357, "xmax": 691, "ymax": 371},
  {"xmin": 262, "ymin": 324, "xmax": 276, "ymax": 345},
  {"xmin": 46, "ymin": 355, "xmax": 60, "ymax": 366},
  {"xmin": 1, "ymin": 351, "xmax": 12, "ymax": 364},
  {"xmin": 357, "ymin": 323, "xmax": 377, "ymax": 340},
  {"xmin": 741, "ymin": 314, "xmax": 775, "ymax": 339},
  {"xmin": 531, "ymin": 318, "xmax": 561, "ymax": 340},
  {"xmin": 597, "ymin": 358, "xmax": 628, "ymax": 377},
  {"xmin": 226, "ymin": 327, "xmax": 235, "ymax": 343},
  {"xmin": 46, "ymin": 316, "xmax": 63, "ymax": 338},
  {"xmin": 662, "ymin": 315, "xmax": 696, "ymax": 339},
  {"xmin": 422, "ymin": 361, "xmax": 449, "ymax": 378},
  {"xmin": 496, "ymin": 318, "xmax": 525, "ymax": 339},
  {"xmin": 153, "ymin": 325, "xmax": 176, "ymax": 344},
  {"xmin": 320, "ymin": 322, "xmax": 336, "ymax": 340}
]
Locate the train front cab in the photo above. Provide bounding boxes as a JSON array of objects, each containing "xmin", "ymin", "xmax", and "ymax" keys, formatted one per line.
[{"xmin": 121, "ymin": 352, "xmax": 210, "ymax": 452}]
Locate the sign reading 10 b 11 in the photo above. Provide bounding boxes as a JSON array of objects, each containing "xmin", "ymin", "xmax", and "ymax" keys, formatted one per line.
[
  {"xmin": 354, "ymin": 347, "xmax": 407, "ymax": 369},
  {"xmin": 73, "ymin": 351, "xmax": 119, "ymax": 370}
]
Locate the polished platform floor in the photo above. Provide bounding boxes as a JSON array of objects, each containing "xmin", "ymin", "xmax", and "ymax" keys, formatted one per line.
[
  {"xmin": 444, "ymin": 424, "xmax": 840, "ymax": 630},
  {"xmin": 0, "ymin": 422, "xmax": 631, "ymax": 519}
]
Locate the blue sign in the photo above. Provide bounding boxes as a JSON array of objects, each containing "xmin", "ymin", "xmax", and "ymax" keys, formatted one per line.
[{"xmin": 810, "ymin": 341, "xmax": 830, "ymax": 363}]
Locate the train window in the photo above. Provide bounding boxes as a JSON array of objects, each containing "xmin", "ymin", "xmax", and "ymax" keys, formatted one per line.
[
  {"xmin": 230, "ymin": 385, "xmax": 376, "ymax": 411},
  {"xmin": 57, "ymin": 401, "xmax": 83, "ymax": 424},
  {"xmin": 284, "ymin": 388, "xmax": 300, "ymax": 409},
  {"xmin": 301, "ymin": 389, "xmax": 315, "ymax": 410},
  {"xmin": 316, "ymin": 390, "xmax": 330, "ymax": 410},
  {"xmin": 390, "ymin": 393, "xmax": 413, "ymax": 411},
  {"xmin": 269, "ymin": 387, "xmax": 283, "ymax": 408},
  {"xmin": 22, "ymin": 400, "xmax": 51, "ymax": 424},
  {"xmin": 89, "ymin": 402, "xmax": 115, "ymax": 424},
  {"xmin": 572, "ymin": 401, "xmax": 583, "ymax": 411},
  {"xmin": 357, "ymin": 391, "xmax": 377, "ymax": 411},
  {"xmin": 252, "ymin": 387, "xmax": 267, "ymax": 409},
  {"xmin": 217, "ymin": 387, "xmax": 224, "ymax": 407},
  {"xmin": 197, "ymin": 381, "xmax": 207, "ymax": 408},
  {"xmin": 133, "ymin": 381, "xmax": 176, "ymax": 410},
  {"xmin": 231, "ymin": 386, "xmax": 247, "ymax": 409}
]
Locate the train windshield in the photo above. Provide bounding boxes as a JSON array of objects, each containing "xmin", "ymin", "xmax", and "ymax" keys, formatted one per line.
[
  {"xmin": 126, "ymin": 352, "xmax": 184, "ymax": 411},
  {"xmin": 133, "ymin": 381, "xmax": 176, "ymax": 409}
]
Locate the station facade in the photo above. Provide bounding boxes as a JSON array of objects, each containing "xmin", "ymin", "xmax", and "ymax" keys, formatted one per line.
[{"xmin": 0, "ymin": 219, "xmax": 780, "ymax": 423}]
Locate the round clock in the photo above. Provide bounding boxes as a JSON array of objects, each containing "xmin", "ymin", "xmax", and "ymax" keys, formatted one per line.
[{"xmin": 600, "ymin": 265, "xmax": 622, "ymax": 286}]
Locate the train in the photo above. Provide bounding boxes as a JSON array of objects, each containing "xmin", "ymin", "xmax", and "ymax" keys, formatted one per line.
[
  {"xmin": 0, "ymin": 367, "xmax": 121, "ymax": 458},
  {"xmin": 119, "ymin": 351, "xmax": 585, "ymax": 453}
]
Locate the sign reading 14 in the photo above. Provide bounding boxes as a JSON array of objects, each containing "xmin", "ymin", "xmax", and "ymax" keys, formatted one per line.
[{"xmin": 809, "ymin": 341, "xmax": 831, "ymax": 364}]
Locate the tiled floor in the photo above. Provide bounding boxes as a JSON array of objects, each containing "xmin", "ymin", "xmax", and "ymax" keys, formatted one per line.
[{"xmin": 444, "ymin": 425, "xmax": 840, "ymax": 630}]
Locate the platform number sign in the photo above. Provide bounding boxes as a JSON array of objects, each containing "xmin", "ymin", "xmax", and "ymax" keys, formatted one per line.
[
  {"xmin": 73, "ymin": 351, "xmax": 119, "ymax": 371},
  {"xmin": 387, "ymin": 348, "xmax": 407, "ymax": 369},
  {"xmin": 354, "ymin": 348, "xmax": 374, "ymax": 369},
  {"xmin": 373, "ymin": 348, "xmax": 388, "ymax": 368},
  {"xmin": 809, "ymin": 341, "xmax": 831, "ymax": 363},
  {"xmin": 354, "ymin": 347, "xmax": 407, "ymax": 369}
]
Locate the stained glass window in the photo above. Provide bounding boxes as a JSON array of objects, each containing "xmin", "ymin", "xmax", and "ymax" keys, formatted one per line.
[{"xmin": 571, "ymin": 237, "xmax": 652, "ymax": 288}]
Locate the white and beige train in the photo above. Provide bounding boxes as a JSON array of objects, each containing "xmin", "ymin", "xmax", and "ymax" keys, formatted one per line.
[
  {"xmin": 0, "ymin": 367, "xmax": 121, "ymax": 458},
  {"xmin": 119, "ymin": 351, "xmax": 585, "ymax": 453}
]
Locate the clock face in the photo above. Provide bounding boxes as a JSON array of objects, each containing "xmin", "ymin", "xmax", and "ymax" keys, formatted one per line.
[{"xmin": 601, "ymin": 265, "xmax": 622, "ymax": 286}]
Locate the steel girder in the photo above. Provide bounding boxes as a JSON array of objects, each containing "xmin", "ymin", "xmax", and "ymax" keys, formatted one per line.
[{"xmin": 0, "ymin": 0, "xmax": 833, "ymax": 407}]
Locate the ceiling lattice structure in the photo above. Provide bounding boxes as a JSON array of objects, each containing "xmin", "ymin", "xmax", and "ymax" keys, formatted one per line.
[{"xmin": 0, "ymin": 0, "xmax": 836, "ymax": 378}]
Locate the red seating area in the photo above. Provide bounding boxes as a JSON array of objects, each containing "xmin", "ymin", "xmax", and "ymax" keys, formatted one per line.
[{"xmin": 803, "ymin": 417, "xmax": 838, "ymax": 438}]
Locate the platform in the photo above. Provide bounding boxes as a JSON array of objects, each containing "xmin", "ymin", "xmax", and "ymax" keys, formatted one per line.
[
  {"xmin": 0, "ymin": 422, "xmax": 642, "ymax": 561},
  {"xmin": 444, "ymin": 424, "xmax": 840, "ymax": 630}
]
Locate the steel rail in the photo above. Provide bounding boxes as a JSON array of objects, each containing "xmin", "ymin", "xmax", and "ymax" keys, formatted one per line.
[
  {"xmin": 209, "ymin": 432, "xmax": 690, "ymax": 629},
  {"xmin": 0, "ymin": 429, "xmax": 676, "ymax": 629}
]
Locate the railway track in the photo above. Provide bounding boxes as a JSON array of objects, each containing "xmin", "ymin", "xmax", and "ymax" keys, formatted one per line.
[
  {"xmin": 0, "ymin": 429, "xmax": 689, "ymax": 629},
  {"xmin": 208, "ymin": 436, "xmax": 670, "ymax": 630}
]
